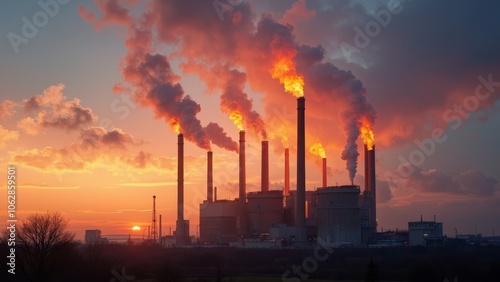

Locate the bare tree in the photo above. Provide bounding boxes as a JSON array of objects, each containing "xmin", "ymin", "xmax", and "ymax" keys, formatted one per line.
[{"xmin": 16, "ymin": 212, "xmax": 75, "ymax": 282}]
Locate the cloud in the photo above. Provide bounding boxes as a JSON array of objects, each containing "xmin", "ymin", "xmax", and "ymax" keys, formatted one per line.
[
  {"xmin": 81, "ymin": 126, "xmax": 142, "ymax": 149},
  {"xmin": 0, "ymin": 100, "xmax": 16, "ymax": 119},
  {"xmin": 454, "ymin": 170, "xmax": 498, "ymax": 197},
  {"xmin": 281, "ymin": 0, "xmax": 316, "ymax": 26},
  {"xmin": 376, "ymin": 179, "xmax": 393, "ymax": 203},
  {"xmin": 355, "ymin": 174, "xmax": 393, "ymax": 203},
  {"xmin": 11, "ymin": 127, "xmax": 146, "ymax": 172},
  {"xmin": 78, "ymin": 0, "xmax": 499, "ymax": 186},
  {"xmin": 78, "ymin": 0, "xmax": 133, "ymax": 30},
  {"xmin": 18, "ymin": 84, "xmax": 97, "ymax": 135},
  {"xmin": 406, "ymin": 165, "xmax": 498, "ymax": 197},
  {"xmin": 294, "ymin": 1, "xmax": 500, "ymax": 147},
  {"xmin": 0, "ymin": 125, "xmax": 19, "ymax": 148}
]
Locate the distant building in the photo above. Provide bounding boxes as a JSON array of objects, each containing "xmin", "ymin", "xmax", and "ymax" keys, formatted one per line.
[
  {"xmin": 85, "ymin": 229, "xmax": 103, "ymax": 244},
  {"xmin": 199, "ymin": 200, "xmax": 238, "ymax": 244},
  {"xmin": 161, "ymin": 235, "xmax": 176, "ymax": 247},
  {"xmin": 408, "ymin": 219, "xmax": 443, "ymax": 246}
]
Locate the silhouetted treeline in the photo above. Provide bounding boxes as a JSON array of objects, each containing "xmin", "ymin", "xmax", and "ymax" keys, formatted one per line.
[{"xmin": 2, "ymin": 243, "xmax": 500, "ymax": 281}]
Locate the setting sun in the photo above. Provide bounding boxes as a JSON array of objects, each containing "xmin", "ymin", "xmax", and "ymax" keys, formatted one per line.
[{"xmin": 132, "ymin": 226, "xmax": 141, "ymax": 231}]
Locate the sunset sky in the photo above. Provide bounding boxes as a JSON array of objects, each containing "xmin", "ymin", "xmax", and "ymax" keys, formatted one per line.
[{"xmin": 1, "ymin": 0, "xmax": 499, "ymax": 241}]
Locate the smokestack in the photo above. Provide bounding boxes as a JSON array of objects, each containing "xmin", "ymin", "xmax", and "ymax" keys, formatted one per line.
[
  {"xmin": 364, "ymin": 144, "xmax": 376, "ymax": 231},
  {"xmin": 322, "ymin": 158, "xmax": 327, "ymax": 187},
  {"xmin": 296, "ymin": 97, "xmax": 306, "ymax": 233},
  {"xmin": 177, "ymin": 134, "xmax": 184, "ymax": 222},
  {"xmin": 159, "ymin": 214, "xmax": 162, "ymax": 245},
  {"xmin": 238, "ymin": 131, "xmax": 247, "ymax": 235},
  {"xmin": 284, "ymin": 148, "xmax": 290, "ymax": 196},
  {"xmin": 261, "ymin": 141, "xmax": 269, "ymax": 192},
  {"xmin": 214, "ymin": 186, "xmax": 217, "ymax": 201},
  {"xmin": 207, "ymin": 151, "xmax": 213, "ymax": 202},
  {"xmin": 176, "ymin": 134, "xmax": 186, "ymax": 243}
]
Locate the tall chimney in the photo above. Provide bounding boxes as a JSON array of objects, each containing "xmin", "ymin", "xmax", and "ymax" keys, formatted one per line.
[
  {"xmin": 176, "ymin": 134, "xmax": 185, "ymax": 243},
  {"xmin": 159, "ymin": 214, "xmax": 162, "ymax": 245},
  {"xmin": 177, "ymin": 134, "xmax": 184, "ymax": 223},
  {"xmin": 238, "ymin": 131, "xmax": 247, "ymax": 235},
  {"xmin": 261, "ymin": 141, "xmax": 269, "ymax": 192},
  {"xmin": 214, "ymin": 186, "xmax": 217, "ymax": 201},
  {"xmin": 364, "ymin": 144, "xmax": 376, "ymax": 232},
  {"xmin": 284, "ymin": 148, "xmax": 290, "ymax": 196},
  {"xmin": 322, "ymin": 158, "xmax": 327, "ymax": 188},
  {"xmin": 296, "ymin": 97, "xmax": 306, "ymax": 237},
  {"xmin": 207, "ymin": 151, "xmax": 213, "ymax": 202}
]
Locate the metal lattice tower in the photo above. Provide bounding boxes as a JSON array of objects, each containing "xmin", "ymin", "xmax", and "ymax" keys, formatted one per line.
[{"xmin": 152, "ymin": 195, "xmax": 157, "ymax": 243}]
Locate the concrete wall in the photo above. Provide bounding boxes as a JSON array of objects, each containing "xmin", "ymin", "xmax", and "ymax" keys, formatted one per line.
[{"xmin": 316, "ymin": 186, "xmax": 361, "ymax": 246}]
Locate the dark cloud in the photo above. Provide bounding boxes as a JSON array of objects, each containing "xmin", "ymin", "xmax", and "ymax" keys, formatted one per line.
[
  {"xmin": 406, "ymin": 165, "xmax": 498, "ymax": 197},
  {"xmin": 18, "ymin": 84, "xmax": 97, "ymax": 135},
  {"xmin": 355, "ymin": 174, "xmax": 393, "ymax": 203},
  {"xmin": 376, "ymin": 179, "xmax": 393, "ymax": 203},
  {"xmin": 81, "ymin": 127, "xmax": 141, "ymax": 149}
]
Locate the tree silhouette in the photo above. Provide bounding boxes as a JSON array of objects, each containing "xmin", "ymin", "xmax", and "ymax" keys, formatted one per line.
[
  {"xmin": 16, "ymin": 212, "xmax": 75, "ymax": 282},
  {"xmin": 365, "ymin": 257, "xmax": 379, "ymax": 282}
]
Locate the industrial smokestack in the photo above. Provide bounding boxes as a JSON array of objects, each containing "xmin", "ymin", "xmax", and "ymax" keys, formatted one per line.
[
  {"xmin": 261, "ymin": 141, "xmax": 269, "ymax": 192},
  {"xmin": 364, "ymin": 144, "xmax": 376, "ymax": 232},
  {"xmin": 207, "ymin": 151, "xmax": 213, "ymax": 202},
  {"xmin": 322, "ymin": 158, "xmax": 327, "ymax": 188},
  {"xmin": 296, "ymin": 97, "xmax": 306, "ymax": 234},
  {"xmin": 284, "ymin": 148, "xmax": 290, "ymax": 196},
  {"xmin": 159, "ymin": 214, "xmax": 162, "ymax": 245},
  {"xmin": 176, "ymin": 134, "xmax": 186, "ymax": 244},
  {"xmin": 214, "ymin": 186, "xmax": 217, "ymax": 201},
  {"xmin": 177, "ymin": 134, "xmax": 184, "ymax": 223},
  {"xmin": 238, "ymin": 131, "xmax": 247, "ymax": 235}
]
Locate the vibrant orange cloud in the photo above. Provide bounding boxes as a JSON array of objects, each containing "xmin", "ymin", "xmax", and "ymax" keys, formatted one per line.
[
  {"xmin": 0, "ymin": 125, "xmax": 19, "ymax": 148},
  {"xmin": 0, "ymin": 100, "xmax": 16, "ymax": 119}
]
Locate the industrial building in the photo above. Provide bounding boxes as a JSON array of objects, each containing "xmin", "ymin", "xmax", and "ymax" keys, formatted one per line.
[
  {"xmin": 195, "ymin": 97, "xmax": 378, "ymax": 247},
  {"xmin": 85, "ymin": 229, "xmax": 108, "ymax": 244},
  {"xmin": 408, "ymin": 217, "xmax": 444, "ymax": 246},
  {"xmin": 316, "ymin": 186, "xmax": 362, "ymax": 246}
]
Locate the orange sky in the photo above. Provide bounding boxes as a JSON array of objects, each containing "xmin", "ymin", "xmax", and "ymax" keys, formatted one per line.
[{"xmin": 1, "ymin": 0, "xmax": 499, "ymax": 241}]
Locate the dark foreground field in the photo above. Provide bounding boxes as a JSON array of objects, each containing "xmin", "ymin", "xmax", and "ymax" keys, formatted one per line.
[{"xmin": 2, "ymin": 244, "xmax": 500, "ymax": 281}]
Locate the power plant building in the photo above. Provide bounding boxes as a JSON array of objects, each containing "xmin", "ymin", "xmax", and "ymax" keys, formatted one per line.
[
  {"xmin": 199, "ymin": 199, "xmax": 238, "ymax": 244},
  {"xmin": 408, "ymin": 219, "xmax": 443, "ymax": 246},
  {"xmin": 316, "ymin": 186, "xmax": 362, "ymax": 246},
  {"xmin": 247, "ymin": 190, "xmax": 284, "ymax": 235},
  {"xmin": 193, "ymin": 97, "xmax": 378, "ymax": 247}
]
